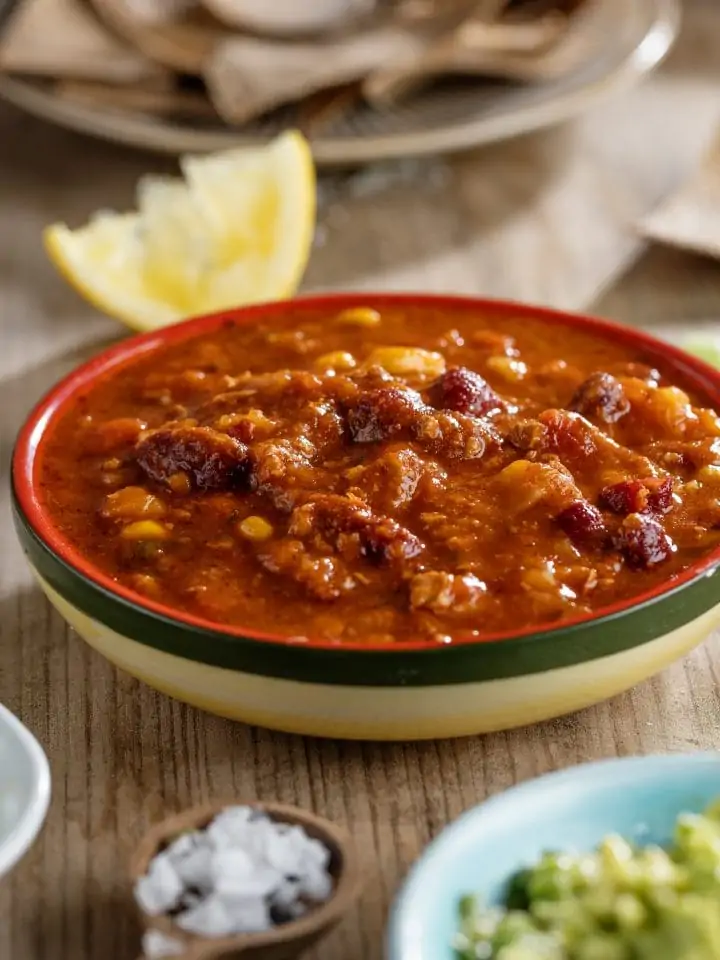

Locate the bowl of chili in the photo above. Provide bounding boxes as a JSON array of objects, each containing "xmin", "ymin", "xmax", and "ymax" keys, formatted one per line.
[{"xmin": 11, "ymin": 294, "xmax": 720, "ymax": 740}]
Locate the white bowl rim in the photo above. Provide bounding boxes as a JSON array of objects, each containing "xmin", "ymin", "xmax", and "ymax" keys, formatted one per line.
[{"xmin": 0, "ymin": 701, "xmax": 51, "ymax": 877}]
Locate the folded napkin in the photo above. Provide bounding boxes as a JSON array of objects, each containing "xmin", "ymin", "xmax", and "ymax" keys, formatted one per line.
[
  {"xmin": 0, "ymin": 0, "xmax": 163, "ymax": 82},
  {"xmin": 89, "ymin": 0, "xmax": 220, "ymax": 75},
  {"xmin": 204, "ymin": 0, "xmax": 525, "ymax": 126},
  {"xmin": 639, "ymin": 129, "xmax": 720, "ymax": 262}
]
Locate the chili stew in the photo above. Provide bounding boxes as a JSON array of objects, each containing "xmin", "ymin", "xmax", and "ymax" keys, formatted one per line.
[{"xmin": 37, "ymin": 303, "xmax": 720, "ymax": 644}]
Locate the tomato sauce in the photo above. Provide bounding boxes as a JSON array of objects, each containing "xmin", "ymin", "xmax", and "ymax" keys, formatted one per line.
[{"xmin": 38, "ymin": 303, "xmax": 720, "ymax": 643}]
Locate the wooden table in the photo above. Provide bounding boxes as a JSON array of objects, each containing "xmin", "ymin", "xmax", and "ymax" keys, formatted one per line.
[{"xmin": 2, "ymin": 2, "xmax": 720, "ymax": 957}]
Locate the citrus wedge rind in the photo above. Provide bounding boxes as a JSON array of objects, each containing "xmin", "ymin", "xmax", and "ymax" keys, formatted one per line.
[{"xmin": 43, "ymin": 130, "xmax": 316, "ymax": 333}]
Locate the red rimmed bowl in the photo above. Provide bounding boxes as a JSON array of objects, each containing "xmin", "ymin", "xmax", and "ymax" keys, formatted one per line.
[{"xmin": 11, "ymin": 294, "xmax": 720, "ymax": 741}]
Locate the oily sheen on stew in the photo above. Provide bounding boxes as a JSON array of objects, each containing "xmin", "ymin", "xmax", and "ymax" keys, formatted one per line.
[{"xmin": 38, "ymin": 305, "xmax": 720, "ymax": 644}]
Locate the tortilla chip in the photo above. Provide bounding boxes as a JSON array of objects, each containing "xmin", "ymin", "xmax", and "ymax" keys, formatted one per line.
[{"xmin": 206, "ymin": 25, "xmax": 424, "ymax": 126}]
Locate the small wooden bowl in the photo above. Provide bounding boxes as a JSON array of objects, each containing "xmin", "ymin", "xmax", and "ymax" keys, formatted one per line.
[{"xmin": 130, "ymin": 801, "xmax": 362, "ymax": 960}]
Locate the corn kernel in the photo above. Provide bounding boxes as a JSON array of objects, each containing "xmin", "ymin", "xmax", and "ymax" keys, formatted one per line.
[
  {"xmin": 100, "ymin": 472, "xmax": 127, "ymax": 488},
  {"xmin": 498, "ymin": 459, "xmax": 534, "ymax": 482},
  {"xmin": 336, "ymin": 306, "xmax": 381, "ymax": 327},
  {"xmin": 522, "ymin": 563, "xmax": 558, "ymax": 592},
  {"xmin": 365, "ymin": 347, "xmax": 446, "ymax": 378},
  {"xmin": 314, "ymin": 351, "xmax": 357, "ymax": 373},
  {"xmin": 656, "ymin": 385, "xmax": 690, "ymax": 406},
  {"xmin": 697, "ymin": 465, "xmax": 720, "ymax": 484},
  {"xmin": 238, "ymin": 516, "xmax": 274, "ymax": 541},
  {"xmin": 167, "ymin": 472, "xmax": 192, "ymax": 495},
  {"xmin": 487, "ymin": 356, "xmax": 528, "ymax": 382},
  {"xmin": 648, "ymin": 386, "xmax": 693, "ymax": 430},
  {"xmin": 697, "ymin": 409, "xmax": 720, "ymax": 436},
  {"xmin": 245, "ymin": 408, "xmax": 276, "ymax": 428},
  {"xmin": 120, "ymin": 520, "xmax": 169, "ymax": 541},
  {"xmin": 129, "ymin": 574, "xmax": 161, "ymax": 597}
]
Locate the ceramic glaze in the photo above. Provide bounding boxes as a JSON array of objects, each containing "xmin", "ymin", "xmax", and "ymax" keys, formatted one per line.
[
  {"xmin": 12, "ymin": 295, "xmax": 720, "ymax": 739},
  {"xmin": 0, "ymin": 703, "xmax": 51, "ymax": 878},
  {"xmin": 388, "ymin": 753, "xmax": 720, "ymax": 960}
]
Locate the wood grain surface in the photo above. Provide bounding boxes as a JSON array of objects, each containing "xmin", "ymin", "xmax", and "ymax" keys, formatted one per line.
[{"xmin": 2, "ymin": 3, "xmax": 720, "ymax": 957}]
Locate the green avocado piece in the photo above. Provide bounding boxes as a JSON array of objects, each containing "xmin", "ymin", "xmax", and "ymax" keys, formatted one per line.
[{"xmin": 455, "ymin": 800, "xmax": 720, "ymax": 960}]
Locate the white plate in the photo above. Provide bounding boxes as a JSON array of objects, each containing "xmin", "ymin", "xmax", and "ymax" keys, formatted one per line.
[
  {"xmin": 0, "ymin": 0, "xmax": 679, "ymax": 164},
  {"xmin": 0, "ymin": 702, "xmax": 51, "ymax": 878}
]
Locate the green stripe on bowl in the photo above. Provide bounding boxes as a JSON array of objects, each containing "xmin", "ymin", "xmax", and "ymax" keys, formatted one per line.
[{"xmin": 13, "ymin": 490, "xmax": 720, "ymax": 687}]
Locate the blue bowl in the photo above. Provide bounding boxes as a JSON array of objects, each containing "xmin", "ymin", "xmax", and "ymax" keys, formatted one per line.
[{"xmin": 387, "ymin": 753, "xmax": 720, "ymax": 960}]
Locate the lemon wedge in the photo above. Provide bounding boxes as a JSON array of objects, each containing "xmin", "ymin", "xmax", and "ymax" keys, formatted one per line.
[{"xmin": 43, "ymin": 130, "xmax": 316, "ymax": 332}]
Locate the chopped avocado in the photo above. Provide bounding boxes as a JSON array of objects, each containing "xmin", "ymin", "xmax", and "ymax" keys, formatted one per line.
[
  {"xmin": 684, "ymin": 340, "xmax": 720, "ymax": 369},
  {"xmin": 455, "ymin": 801, "xmax": 720, "ymax": 959}
]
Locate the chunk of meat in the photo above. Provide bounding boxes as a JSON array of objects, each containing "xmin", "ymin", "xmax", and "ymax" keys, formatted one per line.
[
  {"xmin": 427, "ymin": 366, "xmax": 505, "ymax": 418},
  {"xmin": 198, "ymin": 371, "xmax": 327, "ymax": 418},
  {"xmin": 409, "ymin": 571, "xmax": 487, "ymax": 614},
  {"xmin": 556, "ymin": 500, "xmax": 607, "ymax": 547},
  {"xmin": 209, "ymin": 382, "xmax": 343, "ymax": 452},
  {"xmin": 570, "ymin": 372, "xmax": 630, "ymax": 424},
  {"xmin": 536, "ymin": 410, "xmax": 661, "ymax": 477},
  {"xmin": 81, "ymin": 417, "xmax": 148, "ymax": 456},
  {"xmin": 101, "ymin": 486, "xmax": 166, "ymax": 520},
  {"xmin": 231, "ymin": 399, "xmax": 342, "ymax": 508},
  {"xmin": 600, "ymin": 477, "xmax": 674, "ymax": 516},
  {"xmin": 344, "ymin": 387, "xmax": 420, "ymax": 443},
  {"xmin": 343, "ymin": 386, "xmax": 499, "ymax": 460},
  {"xmin": 419, "ymin": 495, "xmax": 499, "ymax": 556},
  {"xmin": 257, "ymin": 540, "xmax": 350, "ymax": 602},
  {"xmin": 540, "ymin": 410, "xmax": 594, "ymax": 458},
  {"xmin": 136, "ymin": 425, "xmax": 251, "ymax": 492},
  {"xmin": 642, "ymin": 438, "xmax": 720, "ymax": 472},
  {"xmin": 215, "ymin": 409, "xmax": 278, "ymax": 444},
  {"xmin": 346, "ymin": 364, "xmax": 394, "ymax": 390},
  {"xmin": 251, "ymin": 439, "xmax": 327, "ymax": 513},
  {"xmin": 344, "ymin": 447, "xmax": 445, "ymax": 512},
  {"xmin": 288, "ymin": 400, "xmax": 345, "ymax": 455},
  {"xmin": 507, "ymin": 419, "xmax": 548, "ymax": 453},
  {"xmin": 619, "ymin": 381, "xmax": 700, "ymax": 440},
  {"xmin": 400, "ymin": 401, "xmax": 495, "ymax": 460},
  {"xmin": 644, "ymin": 477, "xmax": 676, "ymax": 515},
  {"xmin": 289, "ymin": 494, "xmax": 424, "ymax": 571},
  {"xmin": 517, "ymin": 560, "xmax": 581, "ymax": 619},
  {"xmin": 496, "ymin": 458, "xmax": 582, "ymax": 515},
  {"xmin": 614, "ymin": 513, "xmax": 675, "ymax": 569}
]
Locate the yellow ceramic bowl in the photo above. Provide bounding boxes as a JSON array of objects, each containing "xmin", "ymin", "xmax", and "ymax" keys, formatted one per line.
[{"xmin": 12, "ymin": 294, "xmax": 720, "ymax": 741}]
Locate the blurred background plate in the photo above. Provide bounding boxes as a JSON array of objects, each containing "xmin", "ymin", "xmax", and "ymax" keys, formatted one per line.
[
  {"xmin": 0, "ymin": 0, "xmax": 679, "ymax": 164},
  {"xmin": 0, "ymin": 702, "xmax": 51, "ymax": 878}
]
